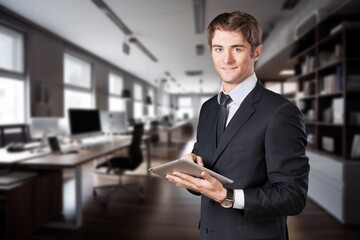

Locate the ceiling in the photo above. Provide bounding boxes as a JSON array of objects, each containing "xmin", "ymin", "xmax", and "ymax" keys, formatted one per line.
[{"xmin": 0, "ymin": 0, "xmax": 349, "ymax": 94}]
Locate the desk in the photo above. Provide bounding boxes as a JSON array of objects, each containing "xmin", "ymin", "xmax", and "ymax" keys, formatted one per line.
[
  {"xmin": 19, "ymin": 135, "xmax": 151, "ymax": 229},
  {"xmin": 0, "ymin": 148, "xmax": 50, "ymax": 165},
  {"xmin": 159, "ymin": 121, "xmax": 193, "ymax": 146}
]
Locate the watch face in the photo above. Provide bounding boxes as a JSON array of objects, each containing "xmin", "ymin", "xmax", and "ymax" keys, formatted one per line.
[{"xmin": 221, "ymin": 199, "xmax": 233, "ymax": 208}]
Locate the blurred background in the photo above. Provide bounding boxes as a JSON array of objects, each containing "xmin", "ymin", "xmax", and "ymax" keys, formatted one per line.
[{"xmin": 0, "ymin": 0, "xmax": 360, "ymax": 239}]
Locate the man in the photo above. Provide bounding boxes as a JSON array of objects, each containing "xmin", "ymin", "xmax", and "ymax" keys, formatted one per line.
[{"xmin": 166, "ymin": 11, "xmax": 309, "ymax": 240}]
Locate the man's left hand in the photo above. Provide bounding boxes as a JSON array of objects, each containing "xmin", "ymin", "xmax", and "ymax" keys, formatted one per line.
[{"xmin": 166, "ymin": 171, "xmax": 227, "ymax": 202}]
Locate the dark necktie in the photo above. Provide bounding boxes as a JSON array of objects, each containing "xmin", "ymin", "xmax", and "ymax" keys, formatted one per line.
[{"xmin": 217, "ymin": 92, "xmax": 232, "ymax": 145}]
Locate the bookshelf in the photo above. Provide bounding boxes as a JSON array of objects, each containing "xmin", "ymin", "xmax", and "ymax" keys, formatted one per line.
[
  {"xmin": 290, "ymin": 18, "xmax": 360, "ymax": 161},
  {"xmin": 287, "ymin": 12, "xmax": 360, "ymax": 226}
]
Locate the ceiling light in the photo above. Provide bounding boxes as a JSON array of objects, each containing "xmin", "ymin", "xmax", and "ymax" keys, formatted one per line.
[
  {"xmin": 282, "ymin": 0, "xmax": 301, "ymax": 10},
  {"xmin": 185, "ymin": 70, "xmax": 203, "ymax": 76},
  {"xmin": 129, "ymin": 37, "xmax": 158, "ymax": 62},
  {"xmin": 279, "ymin": 69, "xmax": 295, "ymax": 76},
  {"xmin": 122, "ymin": 42, "xmax": 130, "ymax": 55},
  {"xmin": 196, "ymin": 44, "xmax": 204, "ymax": 55},
  {"xmin": 92, "ymin": 0, "xmax": 132, "ymax": 35},
  {"xmin": 193, "ymin": 0, "xmax": 205, "ymax": 33}
]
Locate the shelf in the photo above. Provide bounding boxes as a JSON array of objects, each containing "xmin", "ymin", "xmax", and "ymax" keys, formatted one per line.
[
  {"xmin": 347, "ymin": 58, "xmax": 360, "ymax": 62},
  {"xmin": 317, "ymin": 122, "xmax": 343, "ymax": 127},
  {"xmin": 289, "ymin": 45, "xmax": 316, "ymax": 64},
  {"xmin": 291, "ymin": 71, "xmax": 316, "ymax": 82},
  {"xmin": 318, "ymin": 92, "xmax": 342, "ymax": 98},
  {"xmin": 318, "ymin": 60, "xmax": 342, "ymax": 72},
  {"xmin": 318, "ymin": 29, "xmax": 343, "ymax": 46},
  {"xmin": 288, "ymin": 16, "xmax": 360, "ymax": 162},
  {"xmin": 300, "ymin": 95, "xmax": 316, "ymax": 100}
]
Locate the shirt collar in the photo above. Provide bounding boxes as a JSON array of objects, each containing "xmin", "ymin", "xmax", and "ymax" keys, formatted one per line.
[{"xmin": 217, "ymin": 73, "xmax": 258, "ymax": 105}]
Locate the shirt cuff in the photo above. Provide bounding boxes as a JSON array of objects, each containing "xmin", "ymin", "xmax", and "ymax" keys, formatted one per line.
[{"xmin": 233, "ymin": 189, "xmax": 245, "ymax": 209}]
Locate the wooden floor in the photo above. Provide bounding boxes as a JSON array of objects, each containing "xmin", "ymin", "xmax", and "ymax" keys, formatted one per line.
[{"xmin": 30, "ymin": 134, "xmax": 360, "ymax": 240}]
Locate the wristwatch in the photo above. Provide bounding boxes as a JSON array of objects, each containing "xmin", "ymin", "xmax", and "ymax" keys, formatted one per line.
[{"xmin": 220, "ymin": 188, "xmax": 234, "ymax": 208}]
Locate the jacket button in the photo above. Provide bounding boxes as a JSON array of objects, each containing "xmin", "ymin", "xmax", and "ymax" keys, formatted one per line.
[{"xmin": 205, "ymin": 228, "xmax": 208, "ymax": 234}]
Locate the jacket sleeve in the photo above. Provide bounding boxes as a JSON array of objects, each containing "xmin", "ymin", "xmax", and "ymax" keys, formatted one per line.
[{"xmin": 243, "ymin": 102, "xmax": 309, "ymax": 219}]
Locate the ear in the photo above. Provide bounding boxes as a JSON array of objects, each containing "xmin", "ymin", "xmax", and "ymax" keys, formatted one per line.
[{"xmin": 252, "ymin": 44, "xmax": 263, "ymax": 62}]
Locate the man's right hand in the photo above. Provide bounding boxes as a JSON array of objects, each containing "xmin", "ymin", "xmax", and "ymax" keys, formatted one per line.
[{"xmin": 183, "ymin": 153, "xmax": 204, "ymax": 167}]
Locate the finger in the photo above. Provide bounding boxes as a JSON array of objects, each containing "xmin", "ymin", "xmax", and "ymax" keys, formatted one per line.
[
  {"xmin": 196, "ymin": 156, "xmax": 204, "ymax": 166},
  {"xmin": 183, "ymin": 153, "xmax": 195, "ymax": 161},
  {"xmin": 167, "ymin": 174, "xmax": 199, "ymax": 190},
  {"xmin": 173, "ymin": 172, "xmax": 201, "ymax": 188}
]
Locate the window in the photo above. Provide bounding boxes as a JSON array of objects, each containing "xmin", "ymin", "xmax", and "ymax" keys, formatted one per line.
[
  {"xmin": 161, "ymin": 93, "xmax": 170, "ymax": 116},
  {"xmin": 133, "ymin": 83, "xmax": 143, "ymax": 119},
  {"xmin": 134, "ymin": 83, "xmax": 143, "ymax": 101},
  {"xmin": 0, "ymin": 76, "xmax": 25, "ymax": 124},
  {"xmin": 64, "ymin": 53, "xmax": 91, "ymax": 89},
  {"xmin": 0, "ymin": 25, "xmax": 24, "ymax": 73},
  {"xmin": 147, "ymin": 88, "xmax": 155, "ymax": 118},
  {"xmin": 109, "ymin": 72, "xmax": 123, "ymax": 96},
  {"xmin": 0, "ymin": 25, "xmax": 25, "ymax": 124},
  {"xmin": 177, "ymin": 96, "xmax": 193, "ymax": 120},
  {"xmin": 64, "ymin": 89, "xmax": 92, "ymax": 111},
  {"xmin": 108, "ymin": 72, "xmax": 125, "ymax": 111},
  {"xmin": 265, "ymin": 82, "xmax": 281, "ymax": 94},
  {"xmin": 179, "ymin": 97, "xmax": 192, "ymax": 107},
  {"xmin": 62, "ymin": 53, "xmax": 93, "ymax": 132}
]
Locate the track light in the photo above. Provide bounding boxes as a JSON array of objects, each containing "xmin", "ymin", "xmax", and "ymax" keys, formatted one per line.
[
  {"xmin": 129, "ymin": 37, "xmax": 158, "ymax": 62},
  {"xmin": 92, "ymin": 0, "xmax": 132, "ymax": 35},
  {"xmin": 193, "ymin": 0, "xmax": 205, "ymax": 34}
]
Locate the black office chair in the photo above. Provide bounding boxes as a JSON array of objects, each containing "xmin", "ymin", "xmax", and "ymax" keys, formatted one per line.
[
  {"xmin": 93, "ymin": 123, "xmax": 145, "ymax": 206},
  {"xmin": 149, "ymin": 120, "xmax": 159, "ymax": 145},
  {"xmin": 0, "ymin": 124, "xmax": 31, "ymax": 147}
]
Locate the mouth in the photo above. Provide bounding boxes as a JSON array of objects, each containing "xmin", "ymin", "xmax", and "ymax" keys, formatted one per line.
[{"xmin": 221, "ymin": 66, "xmax": 237, "ymax": 71}]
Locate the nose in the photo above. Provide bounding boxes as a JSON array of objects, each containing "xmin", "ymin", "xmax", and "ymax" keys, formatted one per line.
[{"xmin": 223, "ymin": 49, "xmax": 235, "ymax": 64}]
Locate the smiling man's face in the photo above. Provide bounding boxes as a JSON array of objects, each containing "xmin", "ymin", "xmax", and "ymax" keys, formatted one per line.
[{"xmin": 211, "ymin": 30, "xmax": 262, "ymax": 93}]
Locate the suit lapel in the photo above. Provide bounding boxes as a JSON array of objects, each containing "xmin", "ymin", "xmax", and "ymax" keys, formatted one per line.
[{"xmin": 211, "ymin": 81, "xmax": 264, "ymax": 167}]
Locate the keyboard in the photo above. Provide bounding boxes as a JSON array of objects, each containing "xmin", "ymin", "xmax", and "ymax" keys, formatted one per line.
[
  {"xmin": 81, "ymin": 136, "xmax": 111, "ymax": 148},
  {"xmin": 60, "ymin": 144, "xmax": 79, "ymax": 154}
]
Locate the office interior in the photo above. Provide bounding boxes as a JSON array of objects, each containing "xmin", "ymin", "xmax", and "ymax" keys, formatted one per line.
[{"xmin": 0, "ymin": 0, "xmax": 360, "ymax": 239}]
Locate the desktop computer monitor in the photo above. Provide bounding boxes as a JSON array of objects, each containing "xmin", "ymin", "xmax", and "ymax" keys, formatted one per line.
[
  {"xmin": 68, "ymin": 109, "xmax": 102, "ymax": 137},
  {"xmin": 100, "ymin": 111, "xmax": 128, "ymax": 134}
]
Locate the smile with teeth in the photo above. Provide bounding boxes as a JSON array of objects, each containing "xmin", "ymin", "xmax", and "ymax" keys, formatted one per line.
[{"xmin": 221, "ymin": 67, "xmax": 237, "ymax": 71}]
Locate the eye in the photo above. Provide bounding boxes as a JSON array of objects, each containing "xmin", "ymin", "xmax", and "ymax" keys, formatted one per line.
[
  {"xmin": 213, "ymin": 47, "xmax": 223, "ymax": 53},
  {"xmin": 233, "ymin": 47, "xmax": 242, "ymax": 52}
]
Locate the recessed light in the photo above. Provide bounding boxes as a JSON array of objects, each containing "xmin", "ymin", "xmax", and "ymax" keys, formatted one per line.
[{"xmin": 279, "ymin": 69, "xmax": 295, "ymax": 76}]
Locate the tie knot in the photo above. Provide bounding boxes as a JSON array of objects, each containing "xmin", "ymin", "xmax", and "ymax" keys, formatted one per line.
[{"xmin": 220, "ymin": 92, "xmax": 232, "ymax": 106}]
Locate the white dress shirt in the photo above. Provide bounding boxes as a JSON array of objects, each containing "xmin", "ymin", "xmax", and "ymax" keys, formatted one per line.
[{"xmin": 217, "ymin": 72, "xmax": 258, "ymax": 209}]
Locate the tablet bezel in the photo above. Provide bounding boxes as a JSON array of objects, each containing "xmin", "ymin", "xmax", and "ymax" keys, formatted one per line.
[{"xmin": 149, "ymin": 158, "xmax": 233, "ymax": 185}]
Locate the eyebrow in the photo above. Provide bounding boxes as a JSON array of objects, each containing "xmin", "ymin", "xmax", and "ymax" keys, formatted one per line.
[{"xmin": 212, "ymin": 44, "xmax": 247, "ymax": 48}]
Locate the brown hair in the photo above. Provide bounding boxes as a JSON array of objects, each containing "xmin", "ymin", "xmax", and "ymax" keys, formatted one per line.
[{"xmin": 207, "ymin": 11, "xmax": 262, "ymax": 55}]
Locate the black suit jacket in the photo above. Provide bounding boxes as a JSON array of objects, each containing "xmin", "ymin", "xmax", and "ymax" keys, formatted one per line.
[{"xmin": 192, "ymin": 81, "xmax": 309, "ymax": 240}]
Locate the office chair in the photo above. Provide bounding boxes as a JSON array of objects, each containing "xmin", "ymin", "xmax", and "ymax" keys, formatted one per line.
[
  {"xmin": 0, "ymin": 124, "xmax": 31, "ymax": 147},
  {"xmin": 149, "ymin": 121, "xmax": 159, "ymax": 145},
  {"xmin": 93, "ymin": 123, "xmax": 145, "ymax": 206}
]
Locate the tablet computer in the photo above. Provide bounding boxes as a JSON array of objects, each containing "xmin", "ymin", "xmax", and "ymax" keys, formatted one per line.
[{"xmin": 149, "ymin": 158, "xmax": 233, "ymax": 185}]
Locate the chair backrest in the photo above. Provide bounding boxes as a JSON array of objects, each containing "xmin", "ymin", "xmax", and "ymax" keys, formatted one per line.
[
  {"xmin": 0, "ymin": 124, "xmax": 31, "ymax": 147},
  {"xmin": 150, "ymin": 121, "xmax": 159, "ymax": 143},
  {"xmin": 128, "ymin": 123, "xmax": 144, "ymax": 169}
]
